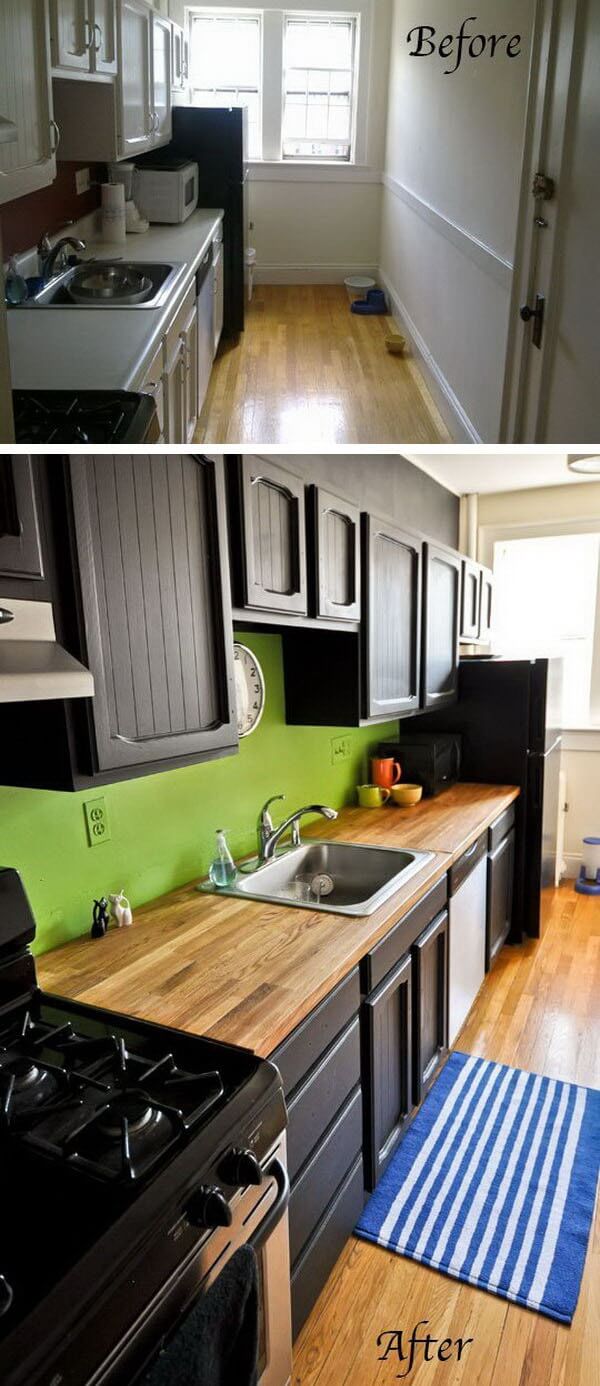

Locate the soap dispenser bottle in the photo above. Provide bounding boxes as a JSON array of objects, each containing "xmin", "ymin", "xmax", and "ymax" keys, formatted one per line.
[{"xmin": 209, "ymin": 829, "xmax": 237, "ymax": 887}]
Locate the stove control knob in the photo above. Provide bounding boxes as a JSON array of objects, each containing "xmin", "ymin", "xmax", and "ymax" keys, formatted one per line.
[
  {"xmin": 221, "ymin": 1146, "xmax": 263, "ymax": 1188},
  {"xmin": 186, "ymin": 1185, "xmax": 232, "ymax": 1230},
  {"xmin": 0, "ymin": 1276, "xmax": 14, "ymax": 1317}
]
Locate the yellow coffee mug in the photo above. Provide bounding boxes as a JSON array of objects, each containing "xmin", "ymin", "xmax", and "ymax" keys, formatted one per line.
[{"xmin": 358, "ymin": 784, "xmax": 391, "ymax": 808}]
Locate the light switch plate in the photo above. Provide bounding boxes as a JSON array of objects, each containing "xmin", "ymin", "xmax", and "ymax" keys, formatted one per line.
[
  {"xmin": 75, "ymin": 167, "xmax": 90, "ymax": 195},
  {"xmin": 331, "ymin": 735, "xmax": 352, "ymax": 765}
]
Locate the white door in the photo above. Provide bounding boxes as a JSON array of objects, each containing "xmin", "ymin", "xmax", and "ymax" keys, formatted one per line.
[
  {"xmin": 118, "ymin": 0, "xmax": 152, "ymax": 155},
  {"xmin": 502, "ymin": 0, "xmax": 599, "ymax": 441},
  {"xmin": 0, "ymin": 0, "xmax": 58, "ymax": 206},
  {"xmin": 151, "ymin": 13, "xmax": 172, "ymax": 146},
  {"xmin": 50, "ymin": 0, "xmax": 92, "ymax": 73},
  {"xmin": 91, "ymin": 0, "xmax": 117, "ymax": 74}
]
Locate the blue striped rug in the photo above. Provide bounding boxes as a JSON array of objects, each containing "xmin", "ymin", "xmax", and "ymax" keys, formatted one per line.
[{"xmin": 356, "ymin": 1052, "xmax": 600, "ymax": 1323}]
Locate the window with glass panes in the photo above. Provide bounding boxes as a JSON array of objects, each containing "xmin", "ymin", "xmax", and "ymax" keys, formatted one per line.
[
  {"xmin": 282, "ymin": 15, "xmax": 357, "ymax": 161},
  {"xmin": 189, "ymin": 11, "xmax": 262, "ymax": 158}
]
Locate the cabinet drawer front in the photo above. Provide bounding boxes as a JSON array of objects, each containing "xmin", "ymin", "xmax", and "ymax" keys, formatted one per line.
[
  {"xmin": 488, "ymin": 803, "xmax": 516, "ymax": 853},
  {"xmin": 69, "ymin": 456, "xmax": 237, "ymax": 770},
  {"xmin": 289, "ymin": 1086, "xmax": 362, "ymax": 1266},
  {"xmin": 291, "ymin": 1155, "xmax": 364, "ymax": 1341},
  {"xmin": 287, "ymin": 1017, "xmax": 361, "ymax": 1182},
  {"xmin": 270, "ymin": 966, "xmax": 360, "ymax": 1097},
  {"xmin": 362, "ymin": 876, "xmax": 447, "ymax": 993}
]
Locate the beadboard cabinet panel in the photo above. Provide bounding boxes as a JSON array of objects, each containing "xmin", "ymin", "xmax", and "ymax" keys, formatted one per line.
[
  {"xmin": 363, "ymin": 516, "xmax": 422, "ymax": 719},
  {"xmin": 69, "ymin": 455, "xmax": 237, "ymax": 770},
  {"xmin": 311, "ymin": 486, "xmax": 360, "ymax": 622},
  {"xmin": 422, "ymin": 542, "xmax": 461, "ymax": 711}
]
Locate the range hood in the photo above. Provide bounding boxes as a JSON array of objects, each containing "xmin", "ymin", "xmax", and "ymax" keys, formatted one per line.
[{"xmin": 0, "ymin": 598, "xmax": 94, "ymax": 702}]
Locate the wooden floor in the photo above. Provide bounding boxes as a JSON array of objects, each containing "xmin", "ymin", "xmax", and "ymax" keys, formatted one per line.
[
  {"xmin": 292, "ymin": 885, "xmax": 600, "ymax": 1386},
  {"xmin": 195, "ymin": 285, "xmax": 452, "ymax": 444}
]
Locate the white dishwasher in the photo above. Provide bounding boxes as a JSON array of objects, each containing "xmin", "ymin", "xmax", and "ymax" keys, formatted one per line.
[{"xmin": 448, "ymin": 835, "xmax": 488, "ymax": 1046}]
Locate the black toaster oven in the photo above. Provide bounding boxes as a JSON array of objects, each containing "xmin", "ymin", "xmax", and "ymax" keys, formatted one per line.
[{"xmin": 378, "ymin": 733, "xmax": 461, "ymax": 797}]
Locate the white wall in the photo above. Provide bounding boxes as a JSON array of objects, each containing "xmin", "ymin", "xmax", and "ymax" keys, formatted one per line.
[
  {"xmin": 477, "ymin": 482, "xmax": 600, "ymax": 875},
  {"xmin": 380, "ymin": 0, "xmax": 535, "ymax": 440},
  {"xmin": 188, "ymin": 0, "xmax": 391, "ymax": 280}
]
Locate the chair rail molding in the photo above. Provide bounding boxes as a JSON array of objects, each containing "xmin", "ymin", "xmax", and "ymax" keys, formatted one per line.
[{"xmin": 382, "ymin": 173, "xmax": 514, "ymax": 291}]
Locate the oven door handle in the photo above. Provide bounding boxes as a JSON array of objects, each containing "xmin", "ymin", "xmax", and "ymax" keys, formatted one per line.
[{"xmin": 250, "ymin": 1157, "xmax": 289, "ymax": 1252}]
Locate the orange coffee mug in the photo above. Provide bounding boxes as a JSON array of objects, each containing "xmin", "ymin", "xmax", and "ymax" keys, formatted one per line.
[{"xmin": 371, "ymin": 756, "xmax": 401, "ymax": 790}]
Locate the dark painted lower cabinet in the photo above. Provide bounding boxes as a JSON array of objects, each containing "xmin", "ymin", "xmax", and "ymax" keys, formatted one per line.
[
  {"xmin": 362, "ymin": 953, "xmax": 412, "ymax": 1191},
  {"xmin": 270, "ymin": 969, "xmax": 364, "ymax": 1341},
  {"xmin": 412, "ymin": 909, "xmax": 449, "ymax": 1106},
  {"xmin": 487, "ymin": 828, "xmax": 515, "ymax": 969}
]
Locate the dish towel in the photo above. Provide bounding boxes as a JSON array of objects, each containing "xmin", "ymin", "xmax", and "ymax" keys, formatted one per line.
[
  {"xmin": 356, "ymin": 1051, "xmax": 600, "ymax": 1323},
  {"xmin": 143, "ymin": 1245, "xmax": 259, "ymax": 1386}
]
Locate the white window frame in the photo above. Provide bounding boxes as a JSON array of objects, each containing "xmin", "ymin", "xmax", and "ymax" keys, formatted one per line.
[
  {"xmin": 188, "ymin": 8, "xmax": 263, "ymax": 158},
  {"xmin": 187, "ymin": 3, "xmax": 374, "ymax": 174},
  {"xmin": 281, "ymin": 12, "xmax": 359, "ymax": 163}
]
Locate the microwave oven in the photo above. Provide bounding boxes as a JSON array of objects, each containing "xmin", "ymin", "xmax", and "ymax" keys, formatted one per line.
[{"xmin": 134, "ymin": 159, "xmax": 199, "ymax": 224}]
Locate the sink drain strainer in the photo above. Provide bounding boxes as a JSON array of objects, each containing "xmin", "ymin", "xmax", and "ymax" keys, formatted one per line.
[{"xmin": 311, "ymin": 873, "xmax": 334, "ymax": 897}]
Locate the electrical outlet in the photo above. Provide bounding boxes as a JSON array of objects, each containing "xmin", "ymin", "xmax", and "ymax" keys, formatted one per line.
[
  {"xmin": 330, "ymin": 735, "xmax": 352, "ymax": 766},
  {"xmin": 75, "ymin": 167, "xmax": 90, "ymax": 195},
  {"xmin": 84, "ymin": 796, "xmax": 111, "ymax": 847}
]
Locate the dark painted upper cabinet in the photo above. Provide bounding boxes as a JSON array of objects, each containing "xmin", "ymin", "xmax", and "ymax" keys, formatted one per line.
[
  {"xmin": 309, "ymin": 486, "xmax": 360, "ymax": 623},
  {"xmin": 0, "ymin": 458, "xmax": 44, "ymax": 585},
  {"xmin": 421, "ymin": 541, "xmax": 461, "ymax": 711},
  {"xmin": 363, "ymin": 516, "xmax": 422, "ymax": 720},
  {"xmin": 460, "ymin": 557, "xmax": 480, "ymax": 641},
  {"xmin": 228, "ymin": 457, "xmax": 308, "ymax": 615},
  {"xmin": 70, "ymin": 456, "xmax": 238, "ymax": 772},
  {"xmin": 479, "ymin": 565, "xmax": 494, "ymax": 645}
]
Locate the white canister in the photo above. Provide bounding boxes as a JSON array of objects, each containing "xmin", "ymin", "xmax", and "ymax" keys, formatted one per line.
[
  {"xmin": 582, "ymin": 837, "xmax": 600, "ymax": 881},
  {"xmin": 101, "ymin": 181, "xmax": 126, "ymax": 244}
]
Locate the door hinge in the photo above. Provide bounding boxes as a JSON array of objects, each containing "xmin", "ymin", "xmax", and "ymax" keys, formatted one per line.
[{"xmin": 532, "ymin": 172, "xmax": 555, "ymax": 201}]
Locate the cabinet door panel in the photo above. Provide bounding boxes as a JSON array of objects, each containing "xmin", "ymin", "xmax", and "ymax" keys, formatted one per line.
[
  {"xmin": 118, "ymin": 0, "xmax": 151, "ymax": 153},
  {"xmin": 312, "ymin": 486, "xmax": 360, "ymax": 622},
  {"xmin": 412, "ymin": 909, "xmax": 448, "ymax": 1106},
  {"xmin": 0, "ymin": 0, "xmax": 56, "ymax": 206},
  {"xmin": 0, "ymin": 459, "xmax": 43, "ymax": 580},
  {"xmin": 479, "ymin": 565, "xmax": 494, "ymax": 646},
  {"xmin": 422, "ymin": 542, "xmax": 460, "ymax": 711},
  {"xmin": 460, "ymin": 558, "xmax": 481, "ymax": 641},
  {"xmin": 487, "ymin": 828, "xmax": 515, "ymax": 969},
  {"xmin": 152, "ymin": 13, "xmax": 172, "ymax": 145},
  {"xmin": 69, "ymin": 456, "xmax": 237, "ymax": 769},
  {"xmin": 92, "ymin": 0, "xmax": 117, "ymax": 73},
  {"xmin": 364, "ymin": 517, "xmax": 422, "ymax": 719},
  {"xmin": 51, "ymin": 0, "xmax": 91, "ymax": 72},
  {"xmin": 240, "ymin": 458, "xmax": 307, "ymax": 614},
  {"xmin": 364, "ymin": 952, "xmax": 413, "ymax": 1190}
]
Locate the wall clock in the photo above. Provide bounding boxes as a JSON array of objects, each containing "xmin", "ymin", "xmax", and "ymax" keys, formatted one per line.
[{"xmin": 233, "ymin": 643, "xmax": 265, "ymax": 737}]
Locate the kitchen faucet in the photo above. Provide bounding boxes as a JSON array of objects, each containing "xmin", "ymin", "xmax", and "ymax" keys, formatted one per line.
[
  {"xmin": 38, "ymin": 224, "xmax": 86, "ymax": 280},
  {"xmin": 257, "ymin": 795, "xmax": 338, "ymax": 864}
]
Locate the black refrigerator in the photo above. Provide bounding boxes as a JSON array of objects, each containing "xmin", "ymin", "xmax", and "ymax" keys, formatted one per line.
[
  {"xmin": 403, "ymin": 658, "xmax": 563, "ymax": 940},
  {"xmin": 170, "ymin": 106, "xmax": 248, "ymax": 337}
]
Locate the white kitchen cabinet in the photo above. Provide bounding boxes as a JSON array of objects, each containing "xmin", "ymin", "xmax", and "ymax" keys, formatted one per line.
[
  {"xmin": 139, "ymin": 341, "xmax": 165, "ymax": 440},
  {"xmin": 152, "ymin": 12, "xmax": 172, "ymax": 146},
  {"xmin": 0, "ymin": 0, "xmax": 58, "ymax": 207},
  {"xmin": 171, "ymin": 20, "xmax": 184, "ymax": 89},
  {"xmin": 119, "ymin": 0, "xmax": 152, "ymax": 153},
  {"xmin": 50, "ymin": 0, "xmax": 117, "ymax": 77},
  {"xmin": 181, "ymin": 297, "xmax": 199, "ymax": 443}
]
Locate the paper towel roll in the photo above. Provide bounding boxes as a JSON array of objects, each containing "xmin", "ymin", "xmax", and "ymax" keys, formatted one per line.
[{"xmin": 101, "ymin": 181, "xmax": 126, "ymax": 244}]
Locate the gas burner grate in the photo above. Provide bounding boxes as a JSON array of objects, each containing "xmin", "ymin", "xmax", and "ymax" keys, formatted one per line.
[{"xmin": 12, "ymin": 390, "xmax": 153, "ymax": 444}]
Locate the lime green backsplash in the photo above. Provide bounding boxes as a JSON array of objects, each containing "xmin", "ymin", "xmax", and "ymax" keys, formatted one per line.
[{"xmin": 0, "ymin": 635, "xmax": 396, "ymax": 956}]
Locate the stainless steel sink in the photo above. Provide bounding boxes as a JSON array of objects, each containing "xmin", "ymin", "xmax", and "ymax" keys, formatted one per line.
[
  {"xmin": 200, "ymin": 841, "xmax": 434, "ymax": 916},
  {"xmin": 13, "ymin": 260, "xmax": 187, "ymax": 309}
]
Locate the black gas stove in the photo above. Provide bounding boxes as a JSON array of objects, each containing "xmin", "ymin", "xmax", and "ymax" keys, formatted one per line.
[
  {"xmin": 12, "ymin": 390, "xmax": 160, "ymax": 443},
  {"xmin": 0, "ymin": 869, "xmax": 289, "ymax": 1386}
]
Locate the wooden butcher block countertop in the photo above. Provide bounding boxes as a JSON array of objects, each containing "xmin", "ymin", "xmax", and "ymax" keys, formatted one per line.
[{"xmin": 38, "ymin": 783, "xmax": 519, "ymax": 1057}]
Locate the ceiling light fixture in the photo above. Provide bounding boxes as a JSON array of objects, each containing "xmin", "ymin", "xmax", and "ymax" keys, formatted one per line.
[{"xmin": 567, "ymin": 455, "xmax": 600, "ymax": 475}]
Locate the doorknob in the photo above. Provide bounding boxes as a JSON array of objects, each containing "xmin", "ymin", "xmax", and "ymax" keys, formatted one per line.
[{"xmin": 520, "ymin": 293, "xmax": 545, "ymax": 349}]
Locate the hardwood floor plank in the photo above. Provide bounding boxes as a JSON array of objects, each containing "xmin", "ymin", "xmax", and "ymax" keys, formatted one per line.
[
  {"xmin": 293, "ymin": 886, "xmax": 600, "ymax": 1386},
  {"xmin": 196, "ymin": 285, "xmax": 451, "ymax": 444}
]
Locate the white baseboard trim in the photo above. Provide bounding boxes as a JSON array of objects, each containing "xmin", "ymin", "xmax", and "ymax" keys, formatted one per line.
[
  {"xmin": 378, "ymin": 268, "xmax": 482, "ymax": 443},
  {"xmin": 563, "ymin": 852, "xmax": 582, "ymax": 878},
  {"xmin": 254, "ymin": 263, "xmax": 379, "ymax": 285}
]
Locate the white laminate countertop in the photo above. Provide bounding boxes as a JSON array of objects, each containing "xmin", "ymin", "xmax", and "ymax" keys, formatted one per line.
[{"xmin": 7, "ymin": 210, "xmax": 223, "ymax": 395}]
